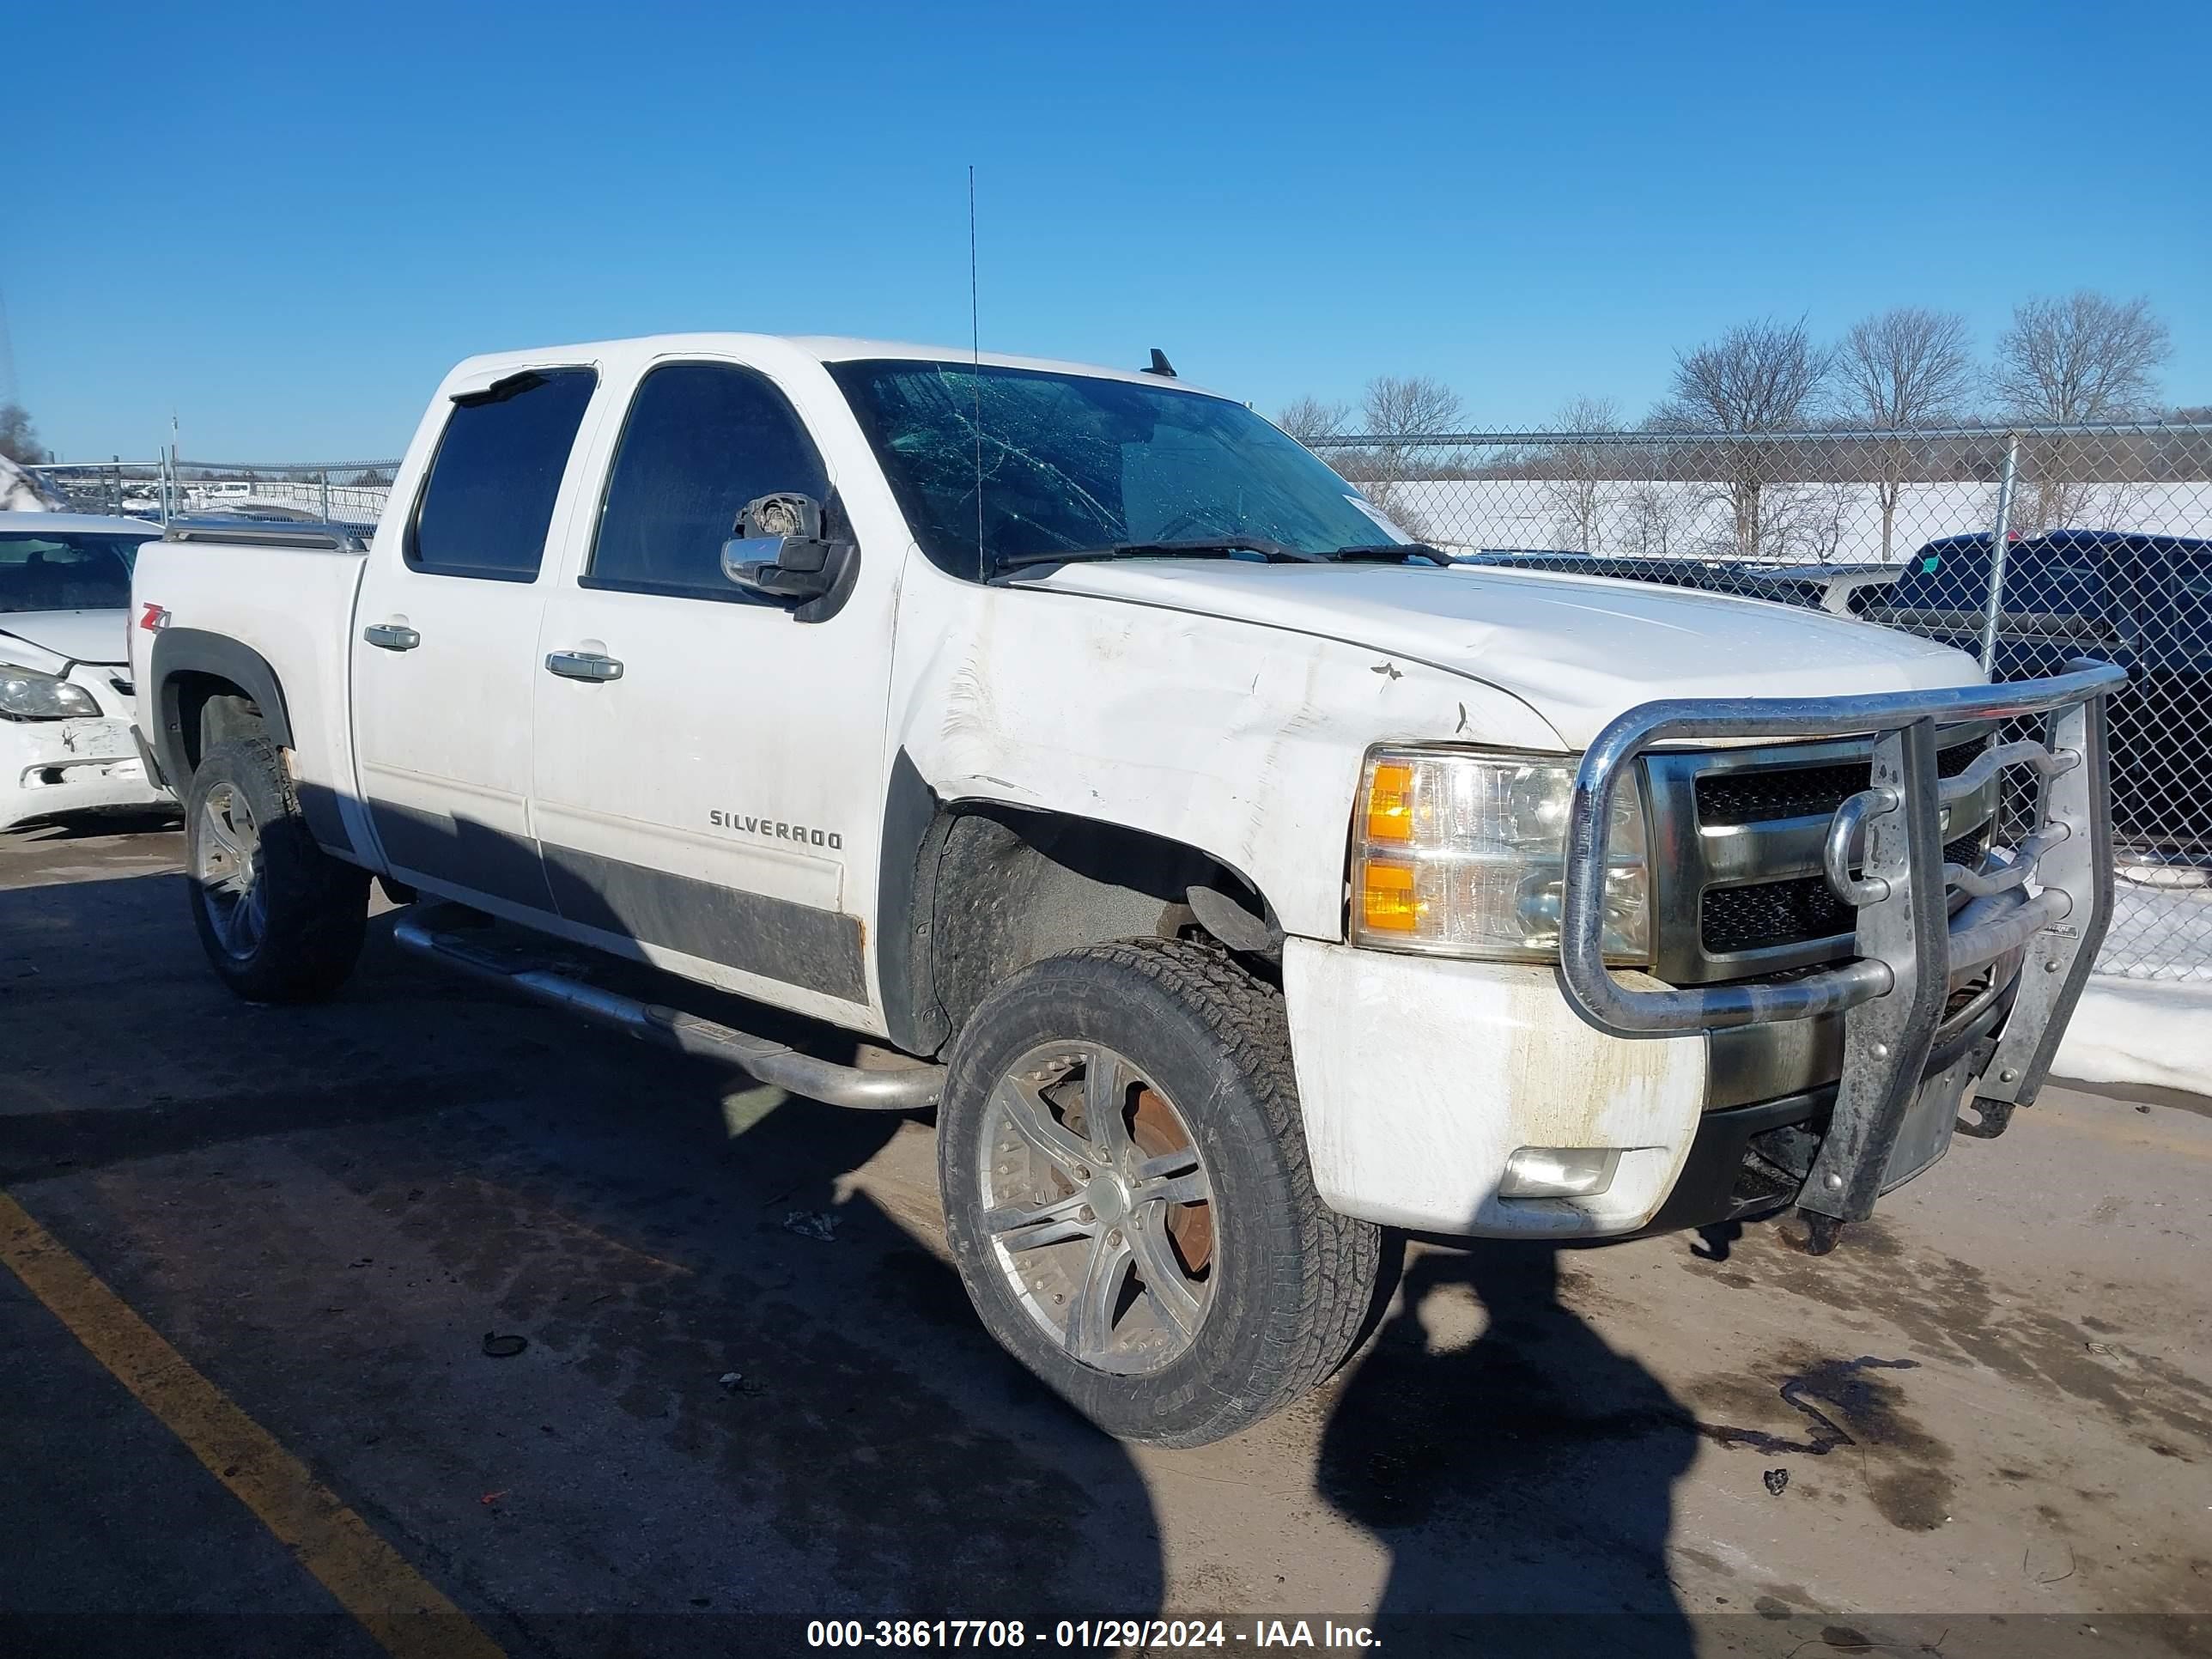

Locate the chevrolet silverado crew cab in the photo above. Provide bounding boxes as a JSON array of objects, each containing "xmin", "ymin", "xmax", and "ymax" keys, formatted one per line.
[{"xmin": 131, "ymin": 335, "xmax": 2123, "ymax": 1446}]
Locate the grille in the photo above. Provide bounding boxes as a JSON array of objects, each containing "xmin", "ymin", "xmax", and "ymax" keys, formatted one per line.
[
  {"xmin": 1701, "ymin": 832, "xmax": 1990, "ymax": 955},
  {"xmin": 1695, "ymin": 737, "xmax": 1987, "ymax": 827}
]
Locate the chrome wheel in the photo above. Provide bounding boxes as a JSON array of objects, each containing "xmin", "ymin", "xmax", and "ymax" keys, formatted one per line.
[
  {"xmin": 193, "ymin": 781, "xmax": 266, "ymax": 962},
  {"xmin": 979, "ymin": 1041, "xmax": 1216, "ymax": 1375}
]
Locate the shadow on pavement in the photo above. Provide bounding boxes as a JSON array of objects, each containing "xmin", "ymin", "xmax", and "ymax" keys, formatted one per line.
[
  {"xmin": 0, "ymin": 867, "xmax": 1168, "ymax": 1636},
  {"xmin": 1317, "ymin": 1242, "xmax": 1697, "ymax": 1656}
]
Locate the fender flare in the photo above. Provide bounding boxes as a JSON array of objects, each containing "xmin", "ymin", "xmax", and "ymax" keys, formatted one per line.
[
  {"xmin": 149, "ymin": 628, "xmax": 295, "ymax": 788},
  {"xmin": 873, "ymin": 749, "xmax": 1284, "ymax": 1056}
]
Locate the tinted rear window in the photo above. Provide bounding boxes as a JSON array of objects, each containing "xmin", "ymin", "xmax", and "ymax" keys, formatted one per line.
[
  {"xmin": 0, "ymin": 531, "xmax": 150, "ymax": 613},
  {"xmin": 1886, "ymin": 538, "xmax": 1992, "ymax": 611},
  {"xmin": 1886, "ymin": 533, "xmax": 2126, "ymax": 617},
  {"xmin": 407, "ymin": 368, "xmax": 597, "ymax": 581}
]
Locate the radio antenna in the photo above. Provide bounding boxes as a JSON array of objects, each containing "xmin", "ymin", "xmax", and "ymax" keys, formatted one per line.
[{"xmin": 969, "ymin": 164, "xmax": 985, "ymax": 580}]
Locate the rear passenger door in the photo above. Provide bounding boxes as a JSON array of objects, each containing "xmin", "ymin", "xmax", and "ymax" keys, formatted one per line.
[
  {"xmin": 352, "ymin": 366, "xmax": 599, "ymax": 916},
  {"xmin": 531, "ymin": 357, "xmax": 890, "ymax": 1024}
]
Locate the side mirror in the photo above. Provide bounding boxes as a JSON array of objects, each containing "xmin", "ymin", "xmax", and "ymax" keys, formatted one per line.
[{"xmin": 721, "ymin": 493, "xmax": 855, "ymax": 608}]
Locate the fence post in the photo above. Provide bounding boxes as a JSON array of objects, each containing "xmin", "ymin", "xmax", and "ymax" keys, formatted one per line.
[
  {"xmin": 319, "ymin": 468, "xmax": 331, "ymax": 522},
  {"xmin": 1978, "ymin": 429, "xmax": 2021, "ymax": 674}
]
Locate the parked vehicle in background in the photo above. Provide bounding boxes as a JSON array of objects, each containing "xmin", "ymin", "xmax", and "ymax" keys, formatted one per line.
[
  {"xmin": 0, "ymin": 513, "xmax": 173, "ymax": 830},
  {"xmin": 1861, "ymin": 531, "xmax": 2212, "ymax": 856},
  {"xmin": 130, "ymin": 334, "xmax": 2121, "ymax": 1445},
  {"xmin": 1454, "ymin": 549, "xmax": 1861, "ymax": 611}
]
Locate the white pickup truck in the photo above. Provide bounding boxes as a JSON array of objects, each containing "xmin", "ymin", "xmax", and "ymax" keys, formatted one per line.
[{"xmin": 130, "ymin": 335, "xmax": 2123, "ymax": 1445}]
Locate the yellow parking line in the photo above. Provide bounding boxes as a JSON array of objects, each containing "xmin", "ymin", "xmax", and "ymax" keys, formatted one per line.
[{"xmin": 0, "ymin": 1191, "xmax": 506, "ymax": 1659}]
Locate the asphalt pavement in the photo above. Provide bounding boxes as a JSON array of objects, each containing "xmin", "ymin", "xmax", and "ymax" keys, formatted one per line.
[{"xmin": 2, "ymin": 816, "xmax": 2205, "ymax": 1658}]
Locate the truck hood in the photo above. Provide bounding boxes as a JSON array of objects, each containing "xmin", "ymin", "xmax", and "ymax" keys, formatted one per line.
[
  {"xmin": 1023, "ymin": 560, "xmax": 1984, "ymax": 748},
  {"xmin": 0, "ymin": 609, "xmax": 130, "ymax": 672}
]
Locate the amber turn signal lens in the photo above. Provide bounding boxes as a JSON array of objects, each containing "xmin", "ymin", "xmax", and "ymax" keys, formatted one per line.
[
  {"xmin": 1359, "ymin": 860, "xmax": 1420, "ymax": 933},
  {"xmin": 1365, "ymin": 762, "xmax": 1414, "ymax": 842}
]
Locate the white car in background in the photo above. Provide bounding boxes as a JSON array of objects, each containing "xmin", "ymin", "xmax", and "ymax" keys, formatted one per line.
[{"xmin": 1, "ymin": 512, "xmax": 173, "ymax": 831}]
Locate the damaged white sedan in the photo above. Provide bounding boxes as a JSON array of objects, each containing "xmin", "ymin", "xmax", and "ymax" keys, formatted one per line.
[{"xmin": 1, "ymin": 512, "xmax": 173, "ymax": 831}]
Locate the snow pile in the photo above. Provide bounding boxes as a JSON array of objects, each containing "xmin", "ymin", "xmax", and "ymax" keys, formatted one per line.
[
  {"xmin": 2053, "ymin": 975, "xmax": 2212, "ymax": 1095},
  {"xmin": 2100, "ymin": 867, "xmax": 2212, "ymax": 981},
  {"xmin": 0, "ymin": 454, "xmax": 58, "ymax": 511}
]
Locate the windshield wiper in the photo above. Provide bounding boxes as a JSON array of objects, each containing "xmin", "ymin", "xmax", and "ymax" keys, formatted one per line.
[
  {"xmin": 1330, "ymin": 543, "xmax": 1455, "ymax": 565},
  {"xmin": 992, "ymin": 538, "xmax": 1328, "ymax": 578}
]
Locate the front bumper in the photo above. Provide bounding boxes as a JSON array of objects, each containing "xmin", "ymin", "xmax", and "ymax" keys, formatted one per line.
[
  {"xmin": 0, "ymin": 715, "xmax": 173, "ymax": 830},
  {"xmin": 1283, "ymin": 941, "xmax": 1709, "ymax": 1237},
  {"xmin": 1287, "ymin": 659, "xmax": 2122, "ymax": 1243},
  {"xmin": 1283, "ymin": 937, "xmax": 2024, "ymax": 1238}
]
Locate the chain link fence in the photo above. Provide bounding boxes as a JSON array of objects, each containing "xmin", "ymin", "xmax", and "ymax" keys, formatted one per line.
[
  {"xmin": 168, "ymin": 459, "xmax": 401, "ymax": 527},
  {"xmin": 32, "ymin": 423, "xmax": 2212, "ymax": 979},
  {"xmin": 26, "ymin": 456, "xmax": 399, "ymax": 526},
  {"xmin": 1310, "ymin": 420, "xmax": 2212, "ymax": 980},
  {"xmin": 22, "ymin": 459, "xmax": 166, "ymax": 517}
]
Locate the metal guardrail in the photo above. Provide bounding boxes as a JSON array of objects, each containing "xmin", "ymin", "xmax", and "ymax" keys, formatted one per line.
[{"xmin": 1559, "ymin": 658, "xmax": 2125, "ymax": 1237}]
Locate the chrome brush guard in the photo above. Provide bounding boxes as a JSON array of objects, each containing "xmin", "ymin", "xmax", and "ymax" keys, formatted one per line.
[{"xmin": 1560, "ymin": 659, "xmax": 2127, "ymax": 1244}]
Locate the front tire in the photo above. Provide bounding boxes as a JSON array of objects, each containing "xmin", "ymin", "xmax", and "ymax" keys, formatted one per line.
[
  {"xmin": 185, "ymin": 738, "xmax": 369, "ymax": 1002},
  {"xmin": 938, "ymin": 939, "xmax": 1379, "ymax": 1447}
]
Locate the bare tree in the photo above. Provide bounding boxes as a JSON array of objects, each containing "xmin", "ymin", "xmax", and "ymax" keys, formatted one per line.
[
  {"xmin": 1275, "ymin": 396, "xmax": 1352, "ymax": 446},
  {"xmin": 0, "ymin": 403, "xmax": 43, "ymax": 466},
  {"xmin": 1355, "ymin": 375, "xmax": 1463, "ymax": 537},
  {"xmin": 1658, "ymin": 316, "xmax": 1832, "ymax": 434},
  {"xmin": 1654, "ymin": 317, "xmax": 1833, "ymax": 558},
  {"xmin": 1618, "ymin": 474, "xmax": 1692, "ymax": 558},
  {"xmin": 1542, "ymin": 395, "xmax": 1620, "ymax": 553},
  {"xmin": 1995, "ymin": 292, "xmax": 2172, "ymax": 534},
  {"xmin": 1362, "ymin": 374, "xmax": 1462, "ymax": 438},
  {"xmin": 1993, "ymin": 290, "xmax": 2171, "ymax": 422},
  {"xmin": 1838, "ymin": 307, "xmax": 1974, "ymax": 561}
]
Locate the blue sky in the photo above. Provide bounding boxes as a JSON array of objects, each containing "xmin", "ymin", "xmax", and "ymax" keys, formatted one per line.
[{"xmin": 11, "ymin": 0, "xmax": 2208, "ymax": 459}]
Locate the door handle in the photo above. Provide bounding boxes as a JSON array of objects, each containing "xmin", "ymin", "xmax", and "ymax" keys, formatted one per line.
[
  {"xmin": 362, "ymin": 623, "xmax": 420, "ymax": 652},
  {"xmin": 546, "ymin": 649, "xmax": 624, "ymax": 683}
]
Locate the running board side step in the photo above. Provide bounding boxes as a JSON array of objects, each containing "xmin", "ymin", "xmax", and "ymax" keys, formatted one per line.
[{"xmin": 392, "ymin": 912, "xmax": 944, "ymax": 1111}]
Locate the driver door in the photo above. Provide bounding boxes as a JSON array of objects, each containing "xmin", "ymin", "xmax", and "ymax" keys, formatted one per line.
[{"xmin": 530, "ymin": 356, "xmax": 891, "ymax": 1024}]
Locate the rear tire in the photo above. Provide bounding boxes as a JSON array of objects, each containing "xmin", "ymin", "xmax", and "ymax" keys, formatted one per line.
[
  {"xmin": 185, "ymin": 738, "xmax": 368, "ymax": 1002},
  {"xmin": 938, "ymin": 939, "xmax": 1379, "ymax": 1447}
]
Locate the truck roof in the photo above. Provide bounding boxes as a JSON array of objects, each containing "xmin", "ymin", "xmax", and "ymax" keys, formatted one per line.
[{"xmin": 439, "ymin": 333, "xmax": 1231, "ymax": 401}]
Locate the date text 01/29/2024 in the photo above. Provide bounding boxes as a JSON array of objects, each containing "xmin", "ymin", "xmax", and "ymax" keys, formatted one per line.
[{"xmin": 804, "ymin": 1620, "xmax": 1381, "ymax": 1650}]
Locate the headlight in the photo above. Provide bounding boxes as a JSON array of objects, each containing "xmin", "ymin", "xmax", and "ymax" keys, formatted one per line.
[
  {"xmin": 0, "ymin": 667, "xmax": 101, "ymax": 721},
  {"xmin": 1350, "ymin": 747, "xmax": 1650, "ymax": 963}
]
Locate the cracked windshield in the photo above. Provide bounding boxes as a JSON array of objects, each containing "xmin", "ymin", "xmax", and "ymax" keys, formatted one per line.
[{"xmin": 827, "ymin": 359, "xmax": 1402, "ymax": 574}]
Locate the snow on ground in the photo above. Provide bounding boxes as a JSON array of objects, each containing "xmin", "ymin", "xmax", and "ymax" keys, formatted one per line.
[
  {"xmin": 2102, "ymin": 867, "xmax": 2212, "ymax": 981},
  {"xmin": 2052, "ymin": 860, "xmax": 2212, "ymax": 1091},
  {"xmin": 2055, "ymin": 974, "xmax": 2212, "ymax": 1095},
  {"xmin": 1382, "ymin": 477, "xmax": 2210, "ymax": 562}
]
